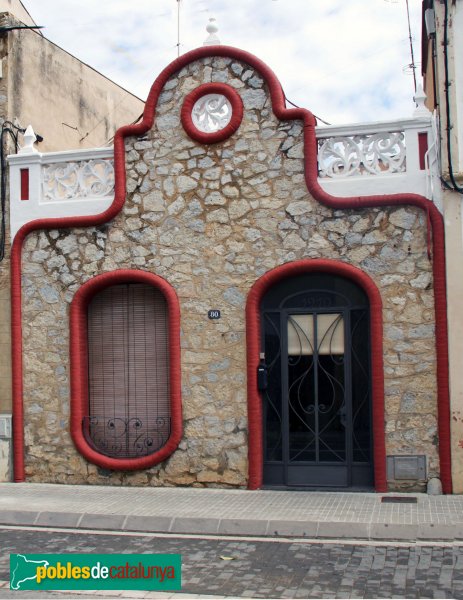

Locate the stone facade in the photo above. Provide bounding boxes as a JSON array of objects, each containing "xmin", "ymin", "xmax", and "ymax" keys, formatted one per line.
[{"xmin": 20, "ymin": 56, "xmax": 438, "ymax": 489}]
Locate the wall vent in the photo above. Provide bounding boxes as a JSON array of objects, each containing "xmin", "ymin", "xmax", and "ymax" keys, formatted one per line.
[{"xmin": 387, "ymin": 455, "xmax": 426, "ymax": 481}]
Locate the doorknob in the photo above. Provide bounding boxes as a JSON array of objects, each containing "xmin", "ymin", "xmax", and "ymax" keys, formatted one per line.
[{"xmin": 257, "ymin": 356, "xmax": 268, "ymax": 391}]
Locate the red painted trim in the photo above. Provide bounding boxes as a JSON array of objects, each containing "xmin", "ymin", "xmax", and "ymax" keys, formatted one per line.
[
  {"xmin": 181, "ymin": 83, "xmax": 244, "ymax": 144},
  {"xmin": 246, "ymin": 259, "xmax": 386, "ymax": 492},
  {"xmin": 69, "ymin": 270, "xmax": 182, "ymax": 470},
  {"xmin": 10, "ymin": 45, "xmax": 451, "ymax": 493},
  {"xmin": 20, "ymin": 169, "xmax": 29, "ymax": 201},
  {"xmin": 418, "ymin": 132, "xmax": 429, "ymax": 171}
]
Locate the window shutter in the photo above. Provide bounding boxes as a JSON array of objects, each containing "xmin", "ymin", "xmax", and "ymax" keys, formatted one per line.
[{"xmin": 86, "ymin": 283, "xmax": 170, "ymax": 458}]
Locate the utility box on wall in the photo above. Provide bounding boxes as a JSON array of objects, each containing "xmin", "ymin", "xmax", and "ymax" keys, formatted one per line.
[
  {"xmin": 0, "ymin": 414, "xmax": 12, "ymax": 439},
  {"xmin": 0, "ymin": 413, "xmax": 12, "ymax": 482},
  {"xmin": 387, "ymin": 455, "xmax": 427, "ymax": 482}
]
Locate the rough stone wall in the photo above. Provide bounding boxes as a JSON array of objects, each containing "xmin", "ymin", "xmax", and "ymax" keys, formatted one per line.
[{"xmin": 20, "ymin": 56, "xmax": 438, "ymax": 489}]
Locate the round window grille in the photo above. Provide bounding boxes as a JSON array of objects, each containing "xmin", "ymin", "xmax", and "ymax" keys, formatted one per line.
[
  {"xmin": 181, "ymin": 83, "xmax": 243, "ymax": 144},
  {"xmin": 191, "ymin": 94, "xmax": 233, "ymax": 133}
]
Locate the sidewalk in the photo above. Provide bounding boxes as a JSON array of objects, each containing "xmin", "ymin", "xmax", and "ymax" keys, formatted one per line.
[{"xmin": 1, "ymin": 483, "xmax": 463, "ymax": 542}]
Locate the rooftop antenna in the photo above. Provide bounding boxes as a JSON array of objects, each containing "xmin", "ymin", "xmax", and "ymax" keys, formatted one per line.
[
  {"xmin": 405, "ymin": 0, "xmax": 417, "ymax": 92},
  {"xmin": 384, "ymin": 0, "xmax": 417, "ymax": 93},
  {"xmin": 176, "ymin": 0, "xmax": 181, "ymax": 57}
]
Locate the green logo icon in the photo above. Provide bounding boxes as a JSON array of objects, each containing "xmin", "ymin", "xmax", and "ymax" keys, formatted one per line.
[{"xmin": 10, "ymin": 555, "xmax": 50, "ymax": 590}]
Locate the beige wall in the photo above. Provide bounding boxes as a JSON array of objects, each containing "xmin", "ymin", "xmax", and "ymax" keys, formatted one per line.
[
  {"xmin": 423, "ymin": 36, "xmax": 435, "ymax": 112},
  {"xmin": 0, "ymin": 22, "xmax": 11, "ymax": 417},
  {"xmin": 428, "ymin": 1, "xmax": 463, "ymax": 493},
  {"xmin": 444, "ymin": 193, "xmax": 463, "ymax": 493},
  {"xmin": 432, "ymin": 1, "xmax": 462, "ymax": 179},
  {"xmin": 0, "ymin": 269, "xmax": 11, "ymax": 412},
  {"xmin": 0, "ymin": 0, "xmax": 35, "ymax": 27},
  {"xmin": 7, "ymin": 23, "xmax": 144, "ymax": 151}
]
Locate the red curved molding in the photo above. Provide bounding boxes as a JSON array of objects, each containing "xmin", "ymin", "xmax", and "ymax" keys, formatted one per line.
[
  {"xmin": 70, "ymin": 269, "xmax": 182, "ymax": 471},
  {"xmin": 10, "ymin": 44, "xmax": 451, "ymax": 493},
  {"xmin": 246, "ymin": 259, "xmax": 386, "ymax": 492},
  {"xmin": 181, "ymin": 83, "xmax": 243, "ymax": 144}
]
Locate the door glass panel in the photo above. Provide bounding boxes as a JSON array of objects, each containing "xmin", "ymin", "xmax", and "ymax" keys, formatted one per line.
[
  {"xmin": 317, "ymin": 353, "xmax": 346, "ymax": 462},
  {"xmin": 351, "ymin": 309, "xmax": 371, "ymax": 463},
  {"xmin": 288, "ymin": 350, "xmax": 316, "ymax": 462},
  {"xmin": 263, "ymin": 313, "xmax": 283, "ymax": 461},
  {"xmin": 288, "ymin": 313, "xmax": 344, "ymax": 354},
  {"xmin": 288, "ymin": 313, "xmax": 346, "ymax": 463}
]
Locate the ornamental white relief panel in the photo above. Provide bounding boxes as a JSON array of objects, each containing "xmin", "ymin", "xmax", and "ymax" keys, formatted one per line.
[
  {"xmin": 42, "ymin": 159, "xmax": 115, "ymax": 202},
  {"xmin": 318, "ymin": 132, "xmax": 406, "ymax": 178}
]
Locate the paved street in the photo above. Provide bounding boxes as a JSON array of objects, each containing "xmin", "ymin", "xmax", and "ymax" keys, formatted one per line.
[{"xmin": 1, "ymin": 526, "xmax": 463, "ymax": 599}]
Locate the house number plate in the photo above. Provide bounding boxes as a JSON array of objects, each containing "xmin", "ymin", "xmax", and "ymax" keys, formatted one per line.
[{"xmin": 208, "ymin": 310, "xmax": 221, "ymax": 319}]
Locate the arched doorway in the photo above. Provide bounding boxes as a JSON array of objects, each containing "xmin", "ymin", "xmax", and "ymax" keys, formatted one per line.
[
  {"xmin": 260, "ymin": 272, "xmax": 372, "ymax": 488},
  {"xmin": 246, "ymin": 259, "xmax": 386, "ymax": 491}
]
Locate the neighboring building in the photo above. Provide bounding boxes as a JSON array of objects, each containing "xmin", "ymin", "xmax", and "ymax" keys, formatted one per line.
[
  {"xmin": 0, "ymin": 0, "xmax": 35, "ymax": 27},
  {"xmin": 0, "ymin": 2, "xmax": 144, "ymax": 480},
  {"xmin": 7, "ymin": 36, "xmax": 450, "ymax": 492},
  {"xmin": 422, "ymin": 0, "xmax": 463, "ymax": 493}
]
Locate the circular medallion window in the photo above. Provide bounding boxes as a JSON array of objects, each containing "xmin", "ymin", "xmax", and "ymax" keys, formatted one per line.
[{"xmin": 181, "ymin": 83, "xmax": 243, "ymax": 144}]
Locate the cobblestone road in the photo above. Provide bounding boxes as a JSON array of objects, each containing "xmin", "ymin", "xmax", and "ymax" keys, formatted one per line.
[{"xmin": 1, "ymin": 527, "xmax": 462, "ymax": 598}]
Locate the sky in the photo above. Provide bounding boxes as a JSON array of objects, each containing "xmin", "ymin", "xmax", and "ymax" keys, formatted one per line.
[{"xmin": 20, "ymin": 0, "xmax": 423, "ymax": 126}]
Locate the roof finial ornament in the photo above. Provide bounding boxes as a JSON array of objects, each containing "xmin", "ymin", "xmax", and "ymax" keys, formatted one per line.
[
  {"xmin": 413, "ymin": 83, "xmax": 430, "ymax": 117},
  {"xmin": 18, "ymin": 125, "xmax": 38, "ymax": 154},
  {"xmin": 203, "ymin": 17, "xmax": 220, "ymax": 46}
]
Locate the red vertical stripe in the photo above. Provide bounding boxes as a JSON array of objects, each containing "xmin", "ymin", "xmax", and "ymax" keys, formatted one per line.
[
  {"xmin": 418, "ymin": 132, "xmax": 428, "ymax": 170},
  {"xmin": 20, "ymin": 169, "xmax": 29, "ymax": 201}
]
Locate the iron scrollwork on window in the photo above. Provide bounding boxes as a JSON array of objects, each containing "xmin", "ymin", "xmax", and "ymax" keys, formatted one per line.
[
  {"xmin": 287, "ymin": 313, "xmax": 346, "ymax": 463},
  {"xmin": 191, "ymin": 94, "xmax": 232, "ymax": 133},
  {"xmin": 82, "ymin": 415, "xmax": 171, "ymax": 458}
]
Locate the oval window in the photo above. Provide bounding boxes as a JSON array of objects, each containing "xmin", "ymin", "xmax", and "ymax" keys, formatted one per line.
[{"xmin": 70, "ymin": 270, "xmax": 182, "ymax": 471}]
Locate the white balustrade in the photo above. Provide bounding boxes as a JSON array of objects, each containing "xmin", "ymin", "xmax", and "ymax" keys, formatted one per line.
[
  {"xmin": 315, "ymin": 115, "xmax": 442, "ymax": 211},
  {"xmin": 317, "ymin": 131, "xmax": 406, "ymax": 178},
  {"xmin": 7, "ymin": 111, "xmax": 442, "ymax": 243},
  {"xmin": 42, "ymin": 159, "xmax": 114, "ymax": 202},
  {"xmin": 8, "ymin": 146, "xmax": 114, "ymax": 240}
]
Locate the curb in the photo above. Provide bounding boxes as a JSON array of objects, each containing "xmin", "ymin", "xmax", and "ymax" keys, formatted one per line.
[
  {"xmin": 0, "ymin": 511, "xmax": 460, "ymax": 542},
  {"xmin": 0, "ymin": 580, "xmax": 229, "ymax": 598}
]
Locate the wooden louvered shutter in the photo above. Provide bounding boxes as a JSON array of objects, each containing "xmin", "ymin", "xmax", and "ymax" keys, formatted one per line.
[{"xmin": 86, "ymin": 283, "xmax": 170, "ymax": 458}]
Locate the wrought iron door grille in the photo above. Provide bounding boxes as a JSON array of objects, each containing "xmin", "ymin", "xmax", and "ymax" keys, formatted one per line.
[
  {"xmin": 261, "ymin": 273, "xmax": 373, "ymax": 488},
  {"xmin": 287, "ymin": 312, "xmax": 346, "ymax": 464}
]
